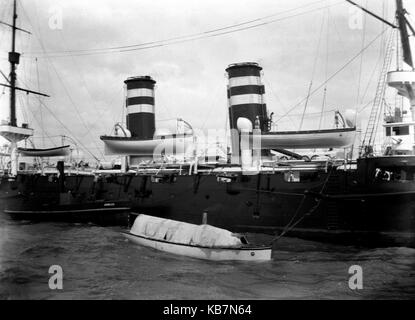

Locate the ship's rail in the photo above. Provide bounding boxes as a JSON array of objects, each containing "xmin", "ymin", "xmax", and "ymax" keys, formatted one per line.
[
  {"xmin": 105, "ymin": 158, "xmax": 348, "ymax": 176},
  {"xmin": 0, "ymin": 158, "xmax": 353, "ymax": 178}
]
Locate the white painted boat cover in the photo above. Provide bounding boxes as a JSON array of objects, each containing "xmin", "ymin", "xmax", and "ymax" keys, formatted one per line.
[{"xmin": 130, "ymin": 214, "xmax": 242, "ymax": 248}]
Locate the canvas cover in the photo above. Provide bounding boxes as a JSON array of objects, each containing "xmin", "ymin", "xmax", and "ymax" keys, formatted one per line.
[{"xmin": 131, "ymin": 214, "xmax": 242, "ymax": 248}]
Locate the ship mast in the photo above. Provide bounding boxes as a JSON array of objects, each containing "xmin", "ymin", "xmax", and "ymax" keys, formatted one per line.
[
  {"xmin": 10, "ymin": 0, "xmax": 18, "ymax": 127},
  {"xmin": 396, "ymin": 0, "xmax": 414, "ymax": 70},
  {"xmin": 383, "ymin": 0, "xmax": 415, "ymax": 156},
  {"xmin": 347, "ymin": 0, "xmax": 415, "ymax": 156},
  {"xmin": 0, "ymin": 0, "xmax": 49, "ymax": 176}
]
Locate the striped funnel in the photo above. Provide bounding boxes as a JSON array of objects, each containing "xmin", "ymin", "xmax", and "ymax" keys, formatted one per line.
[
  {"xmin": 125, "ymin": 76, "xmax": 156, "ymax": 140},
  {"xmin": 226, "ymin": 62, "xmax": 269, "ymax": 133}
]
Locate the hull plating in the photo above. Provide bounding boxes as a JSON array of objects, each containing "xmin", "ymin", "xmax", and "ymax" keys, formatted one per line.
[{"xmin": 1, "ymin": 160, "xmax": 414, "ymax": 247}]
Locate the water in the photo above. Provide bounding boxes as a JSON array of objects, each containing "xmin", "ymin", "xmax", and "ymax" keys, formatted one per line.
[{"xmin": 1, "ymin": 212, "xmax": 414, "ymax": 300}]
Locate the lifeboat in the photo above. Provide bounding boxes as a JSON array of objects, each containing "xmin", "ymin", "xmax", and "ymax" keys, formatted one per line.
[
  {"xmin": 100, "ymin": 134, "xmax": 194, "ymax": 156},
  {"xmin": 124, "ymin": 214, "xmax": 272, "ymax": 261},
  {"xmin": 17, "ymin": 145, "xmax": 71, "ymax": 157},
  {"xmin": 259, "ymin": 127, "xmax": 356, "ymax": 149}
]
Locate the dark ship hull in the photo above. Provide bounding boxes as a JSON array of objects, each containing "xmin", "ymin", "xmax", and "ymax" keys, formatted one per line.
[
  {"xmin": 1, "ymin": 156, "xmax": 414, "ymax": 247},
  {"xmin": 125, "ymin": 158, "xmax": 415, "ymax": 247},
  {"xmin": 0, "ymin": 173, "xmax": 131, "ymax": 225}
]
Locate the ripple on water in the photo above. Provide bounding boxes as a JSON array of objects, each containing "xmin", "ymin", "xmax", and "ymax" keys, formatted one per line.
[{"xmin": 0, "ymin": 212, "xmax": 414, "ymax": 299}]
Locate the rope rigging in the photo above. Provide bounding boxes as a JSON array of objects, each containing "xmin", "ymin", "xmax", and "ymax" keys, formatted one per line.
[
  {"xmin": 359, "ymin": 27, "xmax": 396, "ymax": 156},
  {"xmin": 33, "ymin": 97, "xmax": 101, "ymax": 162},
  {"xmin": 15, "ymin": 3, "xmax": 106, "ymax": 161},
  {"xmin": 356, "ymin": 0, "xmax": 368, "ymax": 108},
  {"xmin": 299, "ymin": 8, "xmax": 327, "ymax": 130},
  {"xmin": 271, "ymin": 166, "xmax": 335, "ymax": 243},
  {"xmin": 25, "ymin": 0, "xmax": 344, "ymax": 59},
  {"xmin": 276, "ymin": 28, "xmax": 389, "ymax": 123},
  {"xmin": 318, "ymin": 4, "xmax": 331, "ymax": 130}
]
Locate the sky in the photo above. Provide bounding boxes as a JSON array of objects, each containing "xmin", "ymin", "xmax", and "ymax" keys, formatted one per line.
[{"xmin": 0, "ymin": 0, "xmax": 414, "ymax": 161}]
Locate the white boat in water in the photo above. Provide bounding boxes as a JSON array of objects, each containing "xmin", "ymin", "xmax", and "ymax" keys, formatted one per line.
[{"xmin": 124, "ymin": 214, "xmax": 272, "ymax": 261}]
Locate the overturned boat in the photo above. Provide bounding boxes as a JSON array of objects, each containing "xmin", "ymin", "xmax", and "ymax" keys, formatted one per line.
[{"xmin": 124, "ymin": 214, "xmax": 272, "ymax": 261}]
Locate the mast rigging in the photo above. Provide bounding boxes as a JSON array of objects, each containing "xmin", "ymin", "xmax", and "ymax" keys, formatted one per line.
[
  {"xmin": 0, "ymin": 0, "xmax": 48, "ymax": 127},
  {"xmin": 345, "ymin": 0, "xmax": 398, "ymax": 29}
]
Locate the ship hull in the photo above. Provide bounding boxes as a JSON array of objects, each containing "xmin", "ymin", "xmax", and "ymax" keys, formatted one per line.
[
  {"xmin": 0, "ymin": 174, "xmax": 132, "ymax": 225},
  {"xmin": 126, "ymin": 173, "xmax": 415, "ymax": 247},
  {"xmin": 1, "ymin": 156, "xmax": 414, "ymax": 246},
  {"xmin": 4, "ymin": 201, "xmax": 131, "ymax": 225}
]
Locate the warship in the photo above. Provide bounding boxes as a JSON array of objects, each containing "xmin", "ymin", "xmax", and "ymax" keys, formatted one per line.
[
  {"xmin": 0, "ymin": 0, "xmax": 131, "ymax": 223},
  {"xmin": 1, "ymin": 0, "xmax": 415, "ymax": 246}
]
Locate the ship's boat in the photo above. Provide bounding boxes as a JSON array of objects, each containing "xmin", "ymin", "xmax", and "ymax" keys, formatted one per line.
[
  {"xmin": 101, "ymin": 134, "xmax": 194, "ymax": 156},
  {"xmin": 260, "ymin": 127, "xmax": 356, "ymax": 149},
  {"xmin": 102, "ymin": 128, "xmax": 355, "ymax": 156},
  {"xmin": 124, "ymin": 214, "xmax": 272, "ymax": 261},
  {"xmin": 17, "ymin": 145, "xmax": 71, "ymax": 157}
]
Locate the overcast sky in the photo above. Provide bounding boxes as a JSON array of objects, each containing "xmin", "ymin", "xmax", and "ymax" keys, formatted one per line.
[{"xmin": 0, "ymin": 0, "xmax": 414, "ymax": 161}]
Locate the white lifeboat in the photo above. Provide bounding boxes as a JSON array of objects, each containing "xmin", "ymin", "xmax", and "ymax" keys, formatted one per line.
[
  {"xmin": 17, "ymin": 145, "xmax": 71, "ymax": 157},
  {"xmin": 100, "ymin": 134, "xmax": 194, "ymax": 157},
  {"xmin": 260, "ymin": 127, "xmax": 356, "ymax": 149},
  {"xmin": 124, "ymin": 214, "xmax": 272, "ymax": 261}
]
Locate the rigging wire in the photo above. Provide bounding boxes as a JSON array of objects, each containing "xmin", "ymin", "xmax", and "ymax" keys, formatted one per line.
[
  {"xmin": 28, "ymin": 1, "xmax": 344, "ymax": 59},
  {"xmin": 28, "ymin": 0, "xmax": 335, "ymax": 55},
  {"xmin": 276, "ymin": 28, "xmax": 389, "ymax": 123},
  {"xmin": 200, "ymin": 83, "xmax": 223, "ymax": 131},
  {"xmin": 299, "ymin": 82, "xmax": 314, "ymax": 130},
  {"xmin": 25, "ymin": 108, "xmax": 57, "ymax": 147},
  {"xmin": 262, "ymin": 75, "xmax": 296, "ymax": 128},
  {"xmin": 54, "ymin": 28, "xmax": 112, "ymax": 136},
  {"xmin": 371, "ymin": 29, "xmax": 396, "ymax": 148},
  {"xmin": 35, "ymin": 57, "xmax": 45, "ymax": 147},
  {"xmin": 33, "ymin": 97, "xmax": 101, "ymax": 162},
  {"xmin": 318, "ymin": 4, "xmax": 331, "ymax": 130},
  {"xmin": 318, "ymin": 88, "xmax": 327, "ymax": 129},
  {"xmin": 359, "ymin": 47, "xmax": 383, "ymax": 105},
  {"xmin": 355, "ymin": 0, "xmax": 368, "ymax": 107},
  {"xmin": 43, "ymin": 61, "xmax": 106, "ymax": 159},
  {"xmin": 299, "ymin": 9, "xmax": 326, "ymax": 130},
  {"xmin": 19, "ymin": 3, "xmax": 105, "ymax": 161},
  {"xmin": 282, "ymin": 108, "xmax": 338, "ymax": 118},
  {"xmin": 357, "ymin": 98, "xmax": 375, "ymax": 113},
  {"xmin": 16, "ymin": 75, "xmax": 99, "ymax": 160}
]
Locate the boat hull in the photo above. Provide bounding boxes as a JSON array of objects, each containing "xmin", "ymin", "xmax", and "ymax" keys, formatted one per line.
[
  {"xmin": 124, "ymin": 232, "xmax": 272, "ymax": 261},
  {"xmin": 17, "ymin": 145, "xmax": 71, "ymax": 157},
  {"xmin": 0, "ymin": 174, "xmax": 132, "ymax": 225},
  {"xmin": 100, "ymin": 135, "xmax": 193, "ymax": 156},
  {"xmin": 3, "ymin": 200, "xmax": 131, "ymax": 225},
  {"xmin": 1, "ymin": 156, "xmax": 415, "ymax": 246},
  {"xmin": 260, "ymin": 127, "xmax": 356, "ymax": 149}
]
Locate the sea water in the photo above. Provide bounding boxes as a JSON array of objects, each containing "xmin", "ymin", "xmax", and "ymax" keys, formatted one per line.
[{"xmin": 0, "ymin": 212, "xmax": 414, "ymax": 300}]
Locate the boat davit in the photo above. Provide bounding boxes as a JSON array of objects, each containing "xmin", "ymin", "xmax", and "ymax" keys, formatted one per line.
[{"xmin": 123, "ymin": 214, "xmax": 272, "ymax": 261}]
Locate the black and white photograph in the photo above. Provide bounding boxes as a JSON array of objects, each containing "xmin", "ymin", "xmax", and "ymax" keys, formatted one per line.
[{"xmin": 0, "ymin": 0, "xmax": 414, "ymax": 305}]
